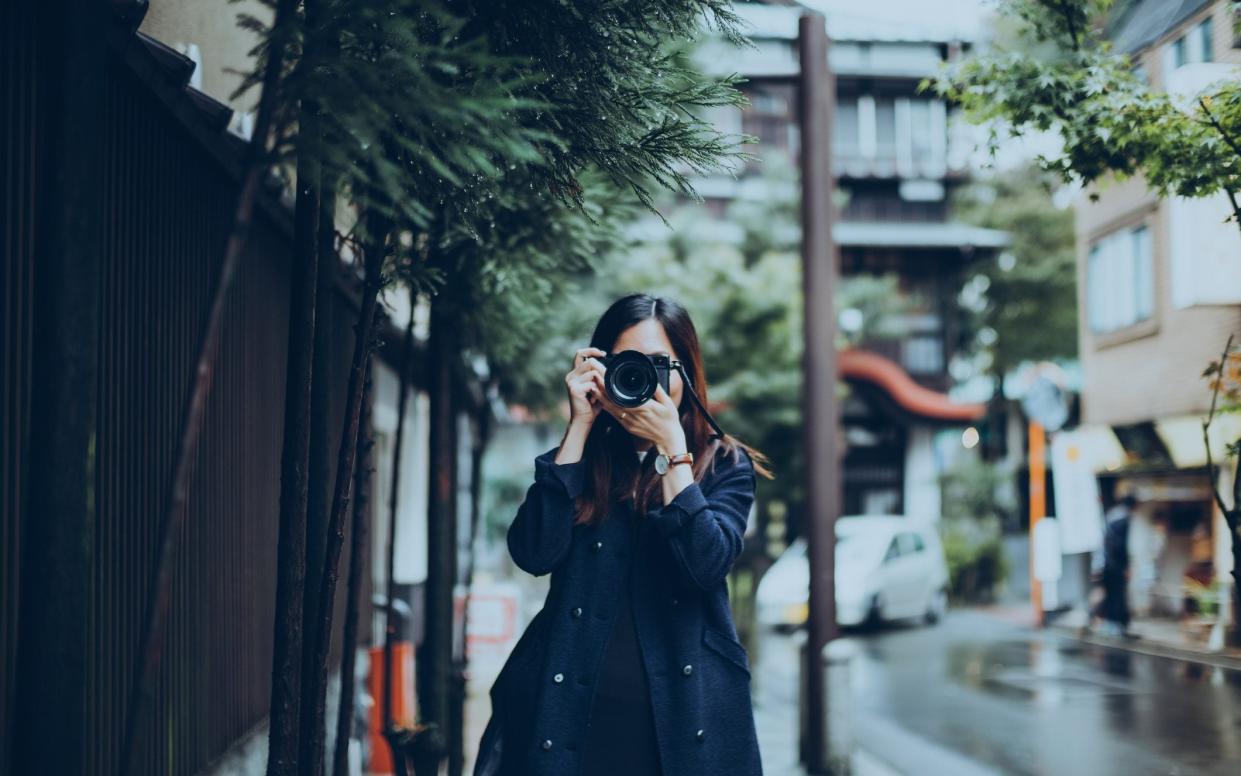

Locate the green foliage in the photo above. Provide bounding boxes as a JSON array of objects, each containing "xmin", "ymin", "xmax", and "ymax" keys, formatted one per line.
[
  {"xmin": 939, "ymin": 454, "xmax": 1014, "ymax": 602},
  {"xmin": 931, "ymin": 0, "xmax": 1241, "ymax": 212},
  {"xmin": 232, "ymin": 0, "xmax": 757, "ymax": 406},
  {"xmin": 940, "ymin": 517, "xmax": 1008, "ymax": 603},
  {"xmin": 481, "ymin": 473, "xmax": 531, "ymax": 543},
  {"xmin": 836, "ymin": 274, "xmax": 920, "ymax": 347},
  {"xmin": 441, "ymin": 170, "xmax": 638, "ymax": 398},
  {"xmin": 952, "ymin": 164, "xmax": 1079, "ymax": 375},
  {"xmin": 940, "ymin": 457, "xmax": 1017, "ymax": 524},
  {"xmin": 236, "ymin": 0, "xmax": 752, "ymax": 231},
  {"xmin": 1203, "ymin": 341, "xmax": 1241, "ymax": 422}
]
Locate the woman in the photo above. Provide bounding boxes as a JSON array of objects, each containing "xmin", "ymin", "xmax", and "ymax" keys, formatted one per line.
[{"xmin": 473, "ymin": 293, "xmax": 771, "ymax": 776}]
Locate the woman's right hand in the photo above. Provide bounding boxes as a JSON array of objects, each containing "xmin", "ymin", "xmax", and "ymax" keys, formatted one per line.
[{"xmin": 565, "ymin": 347, "xmax": 607, "ymax": 426}]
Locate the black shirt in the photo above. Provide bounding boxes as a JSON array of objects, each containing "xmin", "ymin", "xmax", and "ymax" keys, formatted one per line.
[{"xmin": 578, "ymin": 502, "xmax": 663, "ymax": 776}]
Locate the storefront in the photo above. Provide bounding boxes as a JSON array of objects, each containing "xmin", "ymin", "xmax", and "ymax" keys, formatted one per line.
[{"xmin": 1066, "ymin": 413, "xmax": 1239, "ymax": 644}]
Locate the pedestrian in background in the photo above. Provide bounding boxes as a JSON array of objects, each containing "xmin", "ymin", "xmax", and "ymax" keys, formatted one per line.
[{"xmin": 1092, "ymin": 491, "xmax": 1136, "ymax": 638}]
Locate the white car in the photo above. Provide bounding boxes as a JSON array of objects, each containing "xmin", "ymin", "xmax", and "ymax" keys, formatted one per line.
[{"xmin": 756, "ymin": 515, "xmax": 949, "ymax": 630}]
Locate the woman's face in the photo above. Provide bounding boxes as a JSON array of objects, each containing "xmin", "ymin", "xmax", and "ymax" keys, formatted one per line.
[{"xmin": 611, "ymin": 318, "xmax": 684, "ymax": 409}]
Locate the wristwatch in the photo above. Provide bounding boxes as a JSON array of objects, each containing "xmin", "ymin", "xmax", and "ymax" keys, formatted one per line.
[{"xmin": 654, "ymin": 451, "xmax": 694, "ymax": 475}]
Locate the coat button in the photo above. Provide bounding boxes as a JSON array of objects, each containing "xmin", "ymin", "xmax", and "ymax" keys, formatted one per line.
[
  {"xmin": 541, "ymin": 739, "xmax": 553, "ymax": 750},
  {"xmin": 571, "ymin": 607, "xmax": 583, "ymax": 618},
  {"xmin": 553, "ymin": 672, "xmax": 564, "ymax": 683},
  {"xmin": 696, "ymin": 729, "xmax": 705, "ymax": 743},
  {"xmin": 592, "ymin": 540, "xmax": 603, "ymax": 550},
  {"xmin": 682, "ymin": 664, "xmax": 693, "ymax": 676}
]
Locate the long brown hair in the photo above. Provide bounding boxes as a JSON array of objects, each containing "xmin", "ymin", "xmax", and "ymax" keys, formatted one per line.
[{"xmin": 572, "ymin": 294, "xmax": 772, "ymax": 527}]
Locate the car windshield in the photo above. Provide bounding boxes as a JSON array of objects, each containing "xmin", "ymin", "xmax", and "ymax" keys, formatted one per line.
[{"xmin": 834, "ymin": 530, "xmax": 886, "ymax": 564}]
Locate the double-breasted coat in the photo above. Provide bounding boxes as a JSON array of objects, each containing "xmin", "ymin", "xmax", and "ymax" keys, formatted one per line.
[{"xmin": 472, "ymin": 443, "xmax": 763, "ymax": 776}]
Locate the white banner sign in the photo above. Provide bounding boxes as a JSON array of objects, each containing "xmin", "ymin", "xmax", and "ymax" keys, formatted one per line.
[{"xmin": 1050, "ymin": 430, "xmax": 1105, "ymax": 554}]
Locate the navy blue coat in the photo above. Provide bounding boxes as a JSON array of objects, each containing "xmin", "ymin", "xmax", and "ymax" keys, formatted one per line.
[{"xmin": 473, "ymin": 443, "xmax": 762, "ymax": 776}]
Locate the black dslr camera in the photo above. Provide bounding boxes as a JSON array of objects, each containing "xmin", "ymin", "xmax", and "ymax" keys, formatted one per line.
[{"xmin": 598, "ymin": 350, "xmax": 671, "ymax": 408}]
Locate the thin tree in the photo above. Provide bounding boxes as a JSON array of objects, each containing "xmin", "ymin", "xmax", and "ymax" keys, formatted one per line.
[
  {"xmin": 382, "ymin": 281, "xmax": 418, "ymax": 770},
  {"xmin": 1203, "ymin": 334, "xmax": 1241, "ymax": 645},
  {"xmin": 332, "ymin": 363, "xmax": 375, "ymax": 776},
  {"xmin": 269, "ymin": 0, "xmax": 328, "ymax": 768},
  {"xmin": 303, "ymin": 3, "xmax": 343, "ymax": 768},
  {"xmin": 303, "ymin": 204, "xmax": 389, "ymax": 776}
]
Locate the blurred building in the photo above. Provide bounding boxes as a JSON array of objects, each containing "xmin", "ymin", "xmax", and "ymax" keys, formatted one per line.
[
  {"xmin": 693, "ymin": 0, "xmax": 1003, "ymax": 522},
  {"xmin": 1072, "ymin": 0, "xmax": 1241, "ymax": 631}
]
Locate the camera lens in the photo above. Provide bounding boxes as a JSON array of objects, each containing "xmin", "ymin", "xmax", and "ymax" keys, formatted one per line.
[{"xmin": 604, "ymin": 351, "xmax": 657, "ymax": 408}]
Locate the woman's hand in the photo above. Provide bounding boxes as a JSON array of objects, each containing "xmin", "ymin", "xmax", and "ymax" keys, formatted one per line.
[
  {"xmin": 565, "ymin": 347, "xmax": 607, "ymax": 427},
  {"xmin": 598, "ymin": 384, "xmax": 687, "ymax": 454}
]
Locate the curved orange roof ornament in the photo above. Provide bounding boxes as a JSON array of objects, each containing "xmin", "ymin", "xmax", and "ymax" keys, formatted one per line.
[{"xmin": 839, "ymin": 349, "xmax": 986, "ymax": 423}]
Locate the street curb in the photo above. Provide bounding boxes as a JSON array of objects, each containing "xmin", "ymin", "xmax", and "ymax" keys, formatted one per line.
[{"xmin": 1048, "ymin": 624, "xmax": 1241, "ymax": 672}]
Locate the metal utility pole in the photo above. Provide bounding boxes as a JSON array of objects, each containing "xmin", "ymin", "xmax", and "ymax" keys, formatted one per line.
[{"xmin": 798, "ymin": 12, "xmax": 841, "ymax": 774}]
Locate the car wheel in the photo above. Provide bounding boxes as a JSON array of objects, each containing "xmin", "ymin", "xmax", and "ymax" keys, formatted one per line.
[{"xmin": 924, "ymin": 588, "xmax": 948, "ymax": 625}]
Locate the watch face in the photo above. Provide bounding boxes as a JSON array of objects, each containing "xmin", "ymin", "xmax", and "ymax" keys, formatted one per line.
[{"xmin": 654, "ymin": 454, "xmax": 669, "ymax": 475}]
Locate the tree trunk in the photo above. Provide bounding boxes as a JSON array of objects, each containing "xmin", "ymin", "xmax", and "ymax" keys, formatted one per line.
[
  {"xmin": 450, "ymin": 410, "xmax": 491, "ymax": 776},
  {"xmin": 121, "ymin": 0, "xmax": 301, "ymax": 771},
  {"xmin": 382, "ymin": 284, "xmax": 417, "ymax": 761},
  {"xmin": 1231, "ymin": 451, "xmax": 1240, "ymax": 647},
  {"xmin": 304, "ymin": 212, "xmax": 388, "ymax": 776},
  {"xmin": 413, "ymin": 293, "xmax": 458, "ymax": 776},
  {"xmin": 332, "ymin": 366, "xmax": 374, "ymax": 776},
  {"xmin": 304, "ymin": 180, "xmax": 336, "ymax": 638},
  {"xmin": 1231, "ymin": 512, "xmax": 1240, "ymax": 647},
  {"xmin": 267, "ymin": 5, "xmax": 326, "ymax": 768},
  {"xmin": 302, "ymin": 7, "xmax": 341, "ymax": 754}
]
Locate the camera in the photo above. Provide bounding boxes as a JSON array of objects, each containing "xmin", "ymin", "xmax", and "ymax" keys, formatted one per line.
[{"xmin": 597, "ymin": 350, "xmax": 671, "ymax": 408}]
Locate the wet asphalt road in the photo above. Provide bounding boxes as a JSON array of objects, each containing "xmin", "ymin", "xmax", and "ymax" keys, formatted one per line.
[{"xmin": 753, "ymin": 610, "xmax": 1241, "ymax": 776}]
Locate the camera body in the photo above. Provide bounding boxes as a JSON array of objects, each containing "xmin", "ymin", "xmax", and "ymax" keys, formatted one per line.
[{"xmin": 598, "ymin": 350, "xmax": 672, "ymax": 408}]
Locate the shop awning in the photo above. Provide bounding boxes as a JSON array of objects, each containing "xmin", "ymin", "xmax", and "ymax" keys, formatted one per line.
[
  {"xmin": 1068, "ymin": 413, "xmax": 1241, "ymax": 474},
  {"xmin": 1155, "ymin": 413, "xmax": 1241, "ymax": 469}
]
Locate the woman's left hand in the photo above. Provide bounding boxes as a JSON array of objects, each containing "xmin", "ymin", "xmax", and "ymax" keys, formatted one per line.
[{"xmin": 600, "ymin": 385, "xmax": 687, "ymax": 452}]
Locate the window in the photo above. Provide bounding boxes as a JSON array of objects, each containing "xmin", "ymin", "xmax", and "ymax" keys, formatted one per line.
[
  {"xmin": 1087, "ymin": 224, "xmax": 1155, "ymax": 334},
  {"xmin": 1199, "ymin": 16, "xmax": 1214, "ymax": 62},
  {"xmin": 897, "ymin": 532, "xmax": 921, "ymax": 555},
  {"xmin": 1166, "ymin": 17, "xmax": 1215, "ymax": 72},
  {"xmin": 902, "ymin": 335, "xmax": 944, "ymax": 375},
  {"xmin": 834, "ymin": 97, "xmax": 859, "ymax": 158},
  {"xmin": 875, "ymin": 97, "xmax": 896, "ymax": 160},
  {"xmin": 743, "ymin": 88, "xmax": 796, "ymax": 153},
  {"xmin": 908, "ymin": 100, "xmax": 934, "ymax": 159},
  {"xmin": 883, "ymin": 538, "xmax": 901, "ymax": 564},
  {"xmin": 1171, "ymin": 35, "xmax": 1187, "ymax": 69}
]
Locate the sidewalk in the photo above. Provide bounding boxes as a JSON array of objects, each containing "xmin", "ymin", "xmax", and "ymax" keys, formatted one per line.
[
  {"xmin": 977, "ymin": 603, "xmax": 1241, "ymax": 670},
  {"xmin": 1052, "ymin": 607, "xmax": 1241, "ymax": 670},
  {"xmin": 465, "ymin": 645, "xmax": 902, "ymax": 776},
  {"xmin": 752, "ymin": 627, "xmax": 903, "ymax": 776}
]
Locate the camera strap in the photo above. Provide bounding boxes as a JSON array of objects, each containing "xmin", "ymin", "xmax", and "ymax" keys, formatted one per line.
[{"xmin": 671, "ymin": 361, "xmax": 725, "ymax": 441}]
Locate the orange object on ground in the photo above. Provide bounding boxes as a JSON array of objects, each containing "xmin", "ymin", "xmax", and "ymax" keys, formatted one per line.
[
  {"xmin": 368, "ymin": 642, "xmax": 416, "ymax": 774},
  {"xmin": 1029, "ymin": 421, "xmax": 1046, "ymax": 626}
]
